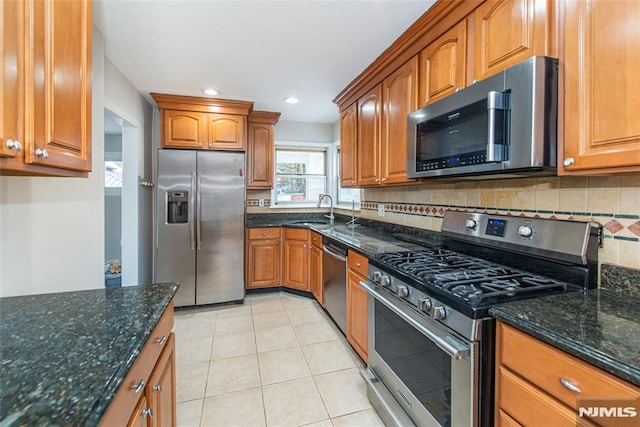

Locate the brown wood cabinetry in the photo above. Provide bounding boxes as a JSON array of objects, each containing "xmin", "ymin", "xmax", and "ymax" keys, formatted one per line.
[
  {"xmin": 346, "ymin": 250, "xmax": 368, "ymax": 362},
  {"xmin": 283, "ymin": 228, "xmax": 310, "ymax": 291},
  {"xmin": 339, "ymin": 103, "xmax": 357, "ymax": 187},
  {"xmin": 151, "ymin": 94, "xmax": 253, "ymax": 151},
  {"xmin": 101, "ymin": 303, "xmax": 176, "ymax": 427},
  {"xmin": 247, "ymin": 111, "xmax": 281, "ymax": 189},
  {"xmin": 561, "ymin": 0, "xmax": 640, "ymax": 174},
  {"xmin": 495, "ymin": 321, "xmax": 640, "ymax": 426},
  {"xmin": 246, "ymin": 228, "xmax": 282, "ymax": 289},
  {"xmin": 1, "ymin": 0, "xmax": 92, "ymax": 177},
  {"xmin": 309, "ymin": 231, "xmax": 323, "ymax": 305},
  {"xmin": 419, "ymin": 19, "xmax": 468, "ymax": 106},
  {"xmin": 356, "ymin": 86, "xmax": 382, "ymax": 186},
  {"xmin": 473, "ymin": 0, "xmax": 553, "ymax": 81}
]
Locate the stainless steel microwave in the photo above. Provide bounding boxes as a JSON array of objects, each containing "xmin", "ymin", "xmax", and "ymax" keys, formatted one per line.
[{"xmin": 407, "ymin": 56, "xmax": 558, "ymax": 179}]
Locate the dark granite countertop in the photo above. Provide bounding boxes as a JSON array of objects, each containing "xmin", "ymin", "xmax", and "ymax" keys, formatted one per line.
[
  {"xmin": 0, "ymin": 283, "xmax": 179, "ymax": 426},
  {"xmin": 490, "ymin": 288, "xmax": 640, "ymax": 387}
]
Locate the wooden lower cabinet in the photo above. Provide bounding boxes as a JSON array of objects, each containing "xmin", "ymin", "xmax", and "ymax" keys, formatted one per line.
[
  {"xmin": 283, "ymin": 228, "xmax": 310, "ymax": 291},
  {"xmin": 347, "ymin": 250, "xmax": 368, "ymax": 362},
  {"xmin": 246, "ymin": 228, "xmax": 282, "ymax": 289},
  {"xmin": 309, "ymin": 231, "xmax": 323, "ymax": 305},
  {"xmin": 495, "ymin": 321, "xmax": 640, "ymax": 426},
  {"xmin": 101, "ymin": 303, "xmax": 176, "ymax": 427}
]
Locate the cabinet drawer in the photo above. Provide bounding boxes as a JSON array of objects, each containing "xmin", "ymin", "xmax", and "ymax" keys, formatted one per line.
[
  {"xmin": 498, "ymin": 367, "xmax": 595, "ymax": 427},
  {"xmin": 248, "ymin": 227, "xmax": 281, "ymax": 240},
  {"xmin": 348, "ymin": 250, "xmax": 368, "ymax": 276},
  {"xmin": 100, "ymin": 301, "xmax": 174, "ymax": 426},
  {"xmin": 499, "ymin": 323, "xmax": 640, "ymax": 411},
  {"xmin": 310, "ymin": 231, "xmax": 323, "ymax": 249},
  {"xmin": 284, "ymin": 227, "xmax": 308, "ymax": 241}
]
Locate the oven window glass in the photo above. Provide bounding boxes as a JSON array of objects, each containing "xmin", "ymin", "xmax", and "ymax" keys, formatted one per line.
[
  {"xmin": 415, "ymin": 98, "xmax": 507, "ymax": 170},
  {"xmin": 375, "ymin": 300, "xmax": 452, "ymax": 426}
]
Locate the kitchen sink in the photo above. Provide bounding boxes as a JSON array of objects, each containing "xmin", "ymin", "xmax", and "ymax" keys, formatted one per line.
[{"xmin": 288, "ymin": 220, "xmax": 329, "ymax": 225}]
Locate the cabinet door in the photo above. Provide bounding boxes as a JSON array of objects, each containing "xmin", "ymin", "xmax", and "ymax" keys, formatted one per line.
[
  {"xmin": 0, "ymin": 0, "xmax": 25, "ymax": 161},
  {"xmin": 127, "ymin": 395, "xmax": 150, "ymax": 427},
  {"xmin": 309, "ymin": 244, "xmax": 323, "ymax": 305},
  {"xmin": 347, "ymin": 270, "xmax": 368, "ymax": 362},
  {"xmin": 357, "ymin": 86, "xmax": 382, "ymax": 186},
  {"xmin": 283, "ymin": 236, "xmax": 309, "ymax": 291},
  {"xmin": 381, "ymin": 57, "xmax": 418, "ymax": 185},
  {"xmin": 162, "ymin": 110, "xmax": 206, "ymax": 149},
  {"xmin": 247, "ymin": 239, "xmax": 281, "ymax": 288},
  {"xmin": 247, "ymin": 122, "xmax": 274, "ymax": 188},
  {"xmin": 419, "ymin": 20, "xmax": 467, "ymax": 106},
  {"xmin": 339, "ymin": 103, "xmax": 357, "ymax": 187},
  {"xmin": 148, "ymin": 333, "xmax": 176, "ymax": 427},
  {"xmin": 474, "ymin": 0, "xmax": 551, "ymax": 81},
  {"xmin": 29, "ymin": 0, "xmax": 92, "ymax": 171},
  {"xmin": 208, "ymin": 114, "xmax": 246, "ymax": 150},
  {"xmin": 562, "ymin": 0, "xmax": 640, "ymax": 173}
]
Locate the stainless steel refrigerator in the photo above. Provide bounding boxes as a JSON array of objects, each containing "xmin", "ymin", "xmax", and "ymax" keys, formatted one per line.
[{"xmin": 155, "ymin": 149, "xmax": 245, "ymax": 307}]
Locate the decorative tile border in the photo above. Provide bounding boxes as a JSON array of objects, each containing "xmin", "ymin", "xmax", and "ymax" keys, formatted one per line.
[
  {"xmin": 361, "ymin": 201, "xmax": 640, "ymax": 243},
  {"xmin": 246, "ymin": 199, "xmax": 272, "ymax": 207}
]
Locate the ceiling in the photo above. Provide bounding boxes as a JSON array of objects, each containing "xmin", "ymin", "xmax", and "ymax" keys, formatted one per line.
[{"xmin": 93, "ymin": 0, "xmax": 436, "ymax": 124}]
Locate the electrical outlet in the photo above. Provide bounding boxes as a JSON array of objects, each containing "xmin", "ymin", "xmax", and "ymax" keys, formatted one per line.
[
  {"xmin": 377, "ymin": 203, "xmax": 385, "ymax": 217},
  {"xmin": 258, "ymin": 199, "xmax": 265, "ymax": 207}
]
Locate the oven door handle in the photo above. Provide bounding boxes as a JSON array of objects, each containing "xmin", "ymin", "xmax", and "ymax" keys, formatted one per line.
[{"xmin": 361, "ymin": 281, "xmax": 470, "ymax": 361}]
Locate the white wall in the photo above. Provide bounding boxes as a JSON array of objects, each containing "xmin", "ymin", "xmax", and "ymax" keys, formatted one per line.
[
  {"xmin": 0, "ymin": 28, "xmax": 106, "ymax": 297},
  {"xmin": 275, "ymin": 120, "xmax": 334, "ymax": 143}
]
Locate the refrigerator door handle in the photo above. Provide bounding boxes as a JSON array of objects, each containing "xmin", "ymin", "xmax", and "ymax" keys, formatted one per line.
[
  {"xmin": 190, "ymin": 172, "xmax": 196, "ymax": 250},
  {"xmin": 197, "ymin": 172, "xmax": 202, "ymax": 250}
]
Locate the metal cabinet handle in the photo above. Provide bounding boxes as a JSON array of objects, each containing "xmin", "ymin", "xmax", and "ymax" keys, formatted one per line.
[
  {"xmin": 563, "ymin": 157, "xmax": 575, "ymax": 167},
  {"xmin": 156, "ymin": 335, "xmax": 167, "ymax": 345},
  {"xmin": 6, "ymin": 139, "xmax": 23, "ymax": 151},
  {"xmin": 132, "ymin": 379, "xmax": 145, "ymax": 393},
  {"xmin": 142, "ymin": 408, "xmax": 154, "ymax": 417},
  {"xmin": 559, "ymin": 378, "xmax": 581, "ymax": 393},
  {"xmin": 35, "ymin": 148, "xmax": 49, "ymax": 159},
  {"xmin": 153, "ymin": 384, "xmax": 163, "ymax": 393}
]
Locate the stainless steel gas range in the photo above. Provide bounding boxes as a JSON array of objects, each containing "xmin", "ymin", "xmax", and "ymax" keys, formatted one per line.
[{"xmin": 361, "ymin": 211, "xmax": 600, "ymax": 427}]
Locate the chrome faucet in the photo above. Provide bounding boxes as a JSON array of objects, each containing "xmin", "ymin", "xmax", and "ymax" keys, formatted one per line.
[
  {"xmin": 346, "ymin": 200, "xmax": 359, "ymax": 227},
  {"xmin": 316, "ymin": 194, "xmax": 335, "ymax": 226}
]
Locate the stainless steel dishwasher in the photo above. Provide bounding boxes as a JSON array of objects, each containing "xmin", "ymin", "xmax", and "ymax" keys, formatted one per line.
[{"xmin": 322, "ymin": 237, "xmax": 348, "ymax": 334}]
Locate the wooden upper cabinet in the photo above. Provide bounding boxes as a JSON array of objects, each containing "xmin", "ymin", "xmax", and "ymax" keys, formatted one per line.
[
  {"xmin": 357, "ymin": 86, "xmax": 382, "ymax": 186},
  {"xmin": 382, "ymin": 57, "xmax": 418, "ymax": 185},
  {"xmin": 419, "ymin": 19, "xmax": 468, "ymax": 106},
  {"xmin": 473, "ymin": 0, "xmax": 552, "ymax": 81},
  {"xmin": 29, "ymin": 0, "xmax": 92, "ymax": 172},
  {"xmin": 208, "ymin": 114, "xmax": 246, "ymax": 150},
  {"xmin": 0, "ymin": 0, "xmax": 25, "ymax": 162},
  {"xmin": 561, "ymin": 0, "xmax": 640, "ymax": 174},
  {"xmin": 152, "ymin": 94, "xmax": 253, "ymax": 151},
  {"xmin": 339, "ymin": 103, "xmax": 357, "ymax": 187},
  {"xmin": 163, "ymin": 110, "xmax": 206, "ymax": 148},
  {"xmin": 247, "ymin": 111, "xmax": 280, "ymax": 189}
]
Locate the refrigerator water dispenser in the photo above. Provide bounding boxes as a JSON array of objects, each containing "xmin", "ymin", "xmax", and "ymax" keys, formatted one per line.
[{"xmin": 167, "ymin": 191, "xmax": 188, "ymax": 224}]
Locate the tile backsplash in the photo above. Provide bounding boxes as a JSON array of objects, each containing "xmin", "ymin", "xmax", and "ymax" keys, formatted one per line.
[{"xmin": 361, "ymin": 175, "xmax": 640, "ymax": 270}]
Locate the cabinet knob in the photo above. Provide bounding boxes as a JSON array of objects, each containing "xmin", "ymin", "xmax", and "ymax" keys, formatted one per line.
[
  {"xmin": 303, "ymin": 244, "xmax": 307, "ymax": 248},
  {"xmin": 351, "ymin": 180, "xmax": 356, "ymax": 185},
  {"xmin": 153, "ymin": 384, "xmax": 163, "ymax": 393},
  {"xmin": 356, "ymin": 262, "xmax": 361, "ymax": 267},
  {"xmin": 455, "ymin": 87, "xmax": 461, "ymax": 93},
  {"xmin": 155, "ymin": 335, "xmax": 167, "ymax": 345},
  {"xmin": 374, "ymin": 178, "xmax": 380, "ymax": 183},
  {"xmin": 381, "ymin": 178, "xmax": 386, "ymax": 183},
  {"xmin": 142, "ymin": 408, "xmax": 154, "ymax": 418},
  {"xmin": 35, "ymin": 148, "xmax": 49, "ymax": 159},
  {"xmin": 276, "ymin": 241, "xmax": 280, "ymax": 245},
  {"xmin": 563, "ymin": 157, "xmax": 575, "ymax": 167},
  {"xmin": 472, "ymin": 78, "xmax": 479, "ymax": 84},
  {"xmin": 6, "ymin": 139, "xmax": 22, "ymax": 151},
  {"xmin": 132, "ymin": 379, "xmax": 146, "ymax": 393}
]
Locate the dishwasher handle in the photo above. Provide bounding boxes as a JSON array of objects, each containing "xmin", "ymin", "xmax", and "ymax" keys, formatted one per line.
[{"xmin": 323, "ymin": 244, "xmax": 347, "ymax": 262}]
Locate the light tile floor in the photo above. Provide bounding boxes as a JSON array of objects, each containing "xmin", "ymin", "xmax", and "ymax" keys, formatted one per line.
[{"xmin": 173, "ymin": 292, "xmax": 385, "ymax": 427}]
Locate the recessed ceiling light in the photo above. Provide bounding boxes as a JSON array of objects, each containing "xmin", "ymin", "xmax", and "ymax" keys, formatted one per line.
[
  {"xmin": 284, "ymin": 96, "xmax": 299, "ymax": 104},
  {"xmin": 203, "ymin": 88, "xmax": 219, "ymax": 96}
]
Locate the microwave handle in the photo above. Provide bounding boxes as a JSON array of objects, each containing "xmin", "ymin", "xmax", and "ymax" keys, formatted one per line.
[{"xmin": 486, "ymin": 91, "xmax": 508, "ymax": 162}]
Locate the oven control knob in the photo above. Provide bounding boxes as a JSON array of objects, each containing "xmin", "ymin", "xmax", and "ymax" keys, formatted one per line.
[
  {"xmin": 380, "ymin": 275, "xmax": 391, "ymax": 287},
  {"xmin": 517, "ymin": 225, "xmax": 534, "ymax": 237},
  {"xmin": 431, "ymin": 305, "xmax": 447, "ymax": 320},
  {"xmin": 464, "ymin": 219, "xmax": 477, "ymax": 230},
  {"xmin": 396, "ymin": 285, "xmax": 409, "ymax": 298},
  {"xmin": 372, "ymin": 271, "xmax": 382, "ymax": 284},
  {"xmin": 417, "ymin": 298, "xmax": 432, "ymax": 312}
]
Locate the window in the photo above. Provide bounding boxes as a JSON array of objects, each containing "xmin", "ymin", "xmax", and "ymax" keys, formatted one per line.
[
  {"xmin": 334, "ymin": 143, "xmax": 361, "ymax": 208},
  {"xmin": 273, "ymin": 147, "xmax": 327, "ymax": 205}
]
